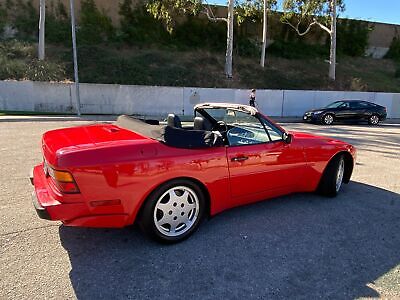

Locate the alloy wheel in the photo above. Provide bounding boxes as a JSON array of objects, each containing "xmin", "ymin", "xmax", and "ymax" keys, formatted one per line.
[
  {"xmin": 370, "ymin": 115, "xmax": 379, "ymax": 125},
  {"xmin": 335, "ymin": 159, "xmax": 345, "ymax": 193},
  {"xmin": 323, "ymin": 114, "xmax": 334, "ymax": 125},
  {"xmin": 153, "ymin": 186, "xmax": 199, "ymax": 237}
]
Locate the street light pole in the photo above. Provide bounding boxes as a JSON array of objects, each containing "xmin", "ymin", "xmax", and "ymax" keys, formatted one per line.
[{"xmin": 69, "ymin": 0, "xmax": 81, "ymax": 116}]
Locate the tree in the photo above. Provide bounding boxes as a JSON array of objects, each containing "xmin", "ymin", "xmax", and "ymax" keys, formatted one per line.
[
  {"xmin": 282, "ymin": 0, "xmax": 345, "ymax": 80},
  {"xmin": 236, "ymin": 0, "xmax": 277, "ymax": 67},
  {"xmin": 147, "ymin": 0, "xmax": 237, "ymax": 78}
]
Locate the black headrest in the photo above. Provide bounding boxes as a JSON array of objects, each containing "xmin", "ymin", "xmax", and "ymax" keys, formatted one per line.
[
  {"xmin": 167, "ymin": 114, "xmax": 182, "ymax": 128},
  {"xmin": 193, "ymin": 117, "xmax": 205, "ymax": 130},
  {"xmin": 193, "ymin": 116, "xmax": 212, "ymax": 131}
]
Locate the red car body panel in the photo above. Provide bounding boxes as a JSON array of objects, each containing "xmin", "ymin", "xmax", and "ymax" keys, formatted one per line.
[{"xmin": 32, "ymin": 117, "xmax": 356, "ymax": 228}]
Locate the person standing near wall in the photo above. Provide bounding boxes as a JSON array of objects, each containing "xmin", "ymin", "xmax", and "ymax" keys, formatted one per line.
[{"xmin": 249, "ymin": 89, "xmax": 256, "ymax": 107}]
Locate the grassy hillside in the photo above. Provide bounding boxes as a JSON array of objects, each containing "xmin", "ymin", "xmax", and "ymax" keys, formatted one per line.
[{"xmin": 1, "ymin": 40, "xmax": 400, "ymax": 92}]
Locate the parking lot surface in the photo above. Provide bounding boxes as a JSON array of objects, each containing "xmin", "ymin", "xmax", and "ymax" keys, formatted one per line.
[{"xmin": 1, "ymin": 118, "xmax": 399, "ymax": 299}]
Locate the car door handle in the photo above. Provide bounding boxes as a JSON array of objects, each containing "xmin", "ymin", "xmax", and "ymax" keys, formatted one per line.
[{"xmin": 231, "ymin": 156, "xmax": 249, "ymax": 162}]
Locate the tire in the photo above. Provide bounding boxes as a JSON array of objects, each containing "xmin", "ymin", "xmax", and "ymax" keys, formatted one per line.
[
  {"xmin": 138, "ymin": 179, "xmax": 205, "ymax": 243},
  {"xmin": 322, "ymin": 113, "xmax": 334, "ymax": 125},
  {"xmin": 368, "ymin": 114, "xmax": 380, "ymax": 125},
  {"xmin": 318, "ymin": 154, "xmax": 345, "ymax": 197}
]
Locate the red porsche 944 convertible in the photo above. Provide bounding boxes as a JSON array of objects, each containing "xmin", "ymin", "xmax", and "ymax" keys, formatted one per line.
[{"xmin": 31, "ymin": 103, "xmax": 356, "ymax": 243}]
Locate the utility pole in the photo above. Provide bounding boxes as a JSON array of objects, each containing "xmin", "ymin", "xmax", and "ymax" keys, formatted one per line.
[
  {"xmin": 38, "ymin": 0, "xmax": 45, "ymax": 60},
  {"xmin": 69, "ymin": 0, "xmax": 81, "ymax": 116},
  {"xmin": 260, "ymin": 0, "xmax": 267, "ymax": 67}
]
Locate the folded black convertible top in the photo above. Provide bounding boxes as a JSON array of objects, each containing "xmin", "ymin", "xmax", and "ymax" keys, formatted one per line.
[{"xmin": 116, "ymin": 115, "xmax": 223, "ymax": 149}]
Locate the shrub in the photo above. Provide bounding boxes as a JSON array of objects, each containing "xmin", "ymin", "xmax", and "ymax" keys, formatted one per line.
[
  {"xmin": 0, "ymin": 40, "xmax": 66, "ymax": 81},
  {"xmin": 172, "ymin": 17, "xmax": 226, "ymax": 51},
  {"xmin": 24, "ymin": 59, "xmax": 66, "ymax": 81},
  {"xmin": 0, "ymin": 4, "xmax": 7, "ymax": 34},
  {"xmin": 235, "ymin": 37, "xmax": 259, "ymax": 57},
  {"xmin": 0, "ymin": 40, "xmax": 34, "ymax": 59},
  {"xmin": 11, "ymin": 0, "xmax": 38, "ymax": 40},
  {"xmin": 385, "ymin": 37, "xmax": 400, "ymax": 61},
  {"xmin": 78, "ymin": 0, "xmax": 114, "ymax": 45},
  {"xmin": 119, "ymin": 1, "xmax": 170, "ymax": 45},
  {"xmin": 337, "ymin": 19, "xmax": 372, "ymax": 57},
  {"xmin": 395, "ymin": 65, "xmax": 400, "ymax": 78},
  {"xmin": 45, "ymin": 1, "xmax": 71, "ymax": 45},
  {"xmin": 0, "ymin": 56, "xmax": 26, "ymax": 79},
  {"xmin": 268, "ymin": 39, "xmax": 328, "ymax": 59}
]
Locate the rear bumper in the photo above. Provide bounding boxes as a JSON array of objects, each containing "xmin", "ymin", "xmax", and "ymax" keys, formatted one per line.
[
  {"xmin": 31, "ymin": 191, "xmax": 51, "ymax": 220},
  {"xmin": 30, "ymin": 165, "xmax": 129, "ymax": 227}
]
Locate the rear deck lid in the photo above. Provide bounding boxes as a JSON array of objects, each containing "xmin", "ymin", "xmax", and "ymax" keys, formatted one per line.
[{"xmin": 42, "ymin": 124, "xmax": 150, "ymax": 166}]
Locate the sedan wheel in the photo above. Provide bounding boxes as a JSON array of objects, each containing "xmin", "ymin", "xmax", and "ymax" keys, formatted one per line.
[
  {"xmin": 368, "ymin": 114, "xmax": 380, "ymax": 125},
  {"xmin": 139, "ymin": 179, "xmax": 205, "ymax": 243},
  {"xmin": 322, "ymin": 114, "xmax": 334, "ymax": 125}
]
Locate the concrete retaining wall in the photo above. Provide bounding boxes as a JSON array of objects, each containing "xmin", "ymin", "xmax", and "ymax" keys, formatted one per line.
[{"xmin": 0, "ymin": 81, "xmax": 399, "ymax": 118}]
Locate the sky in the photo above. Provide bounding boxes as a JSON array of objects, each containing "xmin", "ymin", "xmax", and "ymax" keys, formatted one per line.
[{"xmin": 211, "ymin": 0, "xmax": 400, "ymax": 25}]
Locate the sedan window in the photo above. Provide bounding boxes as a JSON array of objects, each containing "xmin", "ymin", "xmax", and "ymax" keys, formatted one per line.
[
  {"xmin": 350, "ymin": 101, "xmax": 370, "ymax": 109},
  {"xmin": 325, "ymin": 101, "xmax": 345, "ymax": 108}
]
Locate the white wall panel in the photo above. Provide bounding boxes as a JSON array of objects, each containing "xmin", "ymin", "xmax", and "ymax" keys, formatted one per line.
[{"xmin": 0, "ymin": 81, "xmax": 399, "ymax": 118}]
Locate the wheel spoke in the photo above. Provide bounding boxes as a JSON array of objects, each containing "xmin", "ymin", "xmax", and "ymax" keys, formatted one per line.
[
  {"xmin": 169, "ymin": 219, "xmax": 181, "ymax": 233},
  {"xmin": 157, "ymin": 202, "xmax": 172, "ymax": 212},
  {"xmin": 179, "ymin": 190, "xmax": 190, "ymax": 202},
  {"xmin": 184, "ymin": 202, "xmax": 196, "ymax": 215},
  {"xmin": 168, "ymin": 190, "xmax": 178, "ymax": 202},
  {"xmin": 157, "ymin": 213, "xmax": 172, "ymax": 226},
  {"xmin": 183, "ymin": 215, "xmax": 193, "ymax": 228}
]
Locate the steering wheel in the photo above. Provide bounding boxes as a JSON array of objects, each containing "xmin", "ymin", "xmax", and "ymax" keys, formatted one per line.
[{"xmin": 212, "ymin": 120, "xmax": 228, "ymax": 133}]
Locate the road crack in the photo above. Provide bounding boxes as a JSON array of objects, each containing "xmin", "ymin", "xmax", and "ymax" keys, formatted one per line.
[{"xmin": 1, "ymin": 224, "xmax": 60, "ymax": 237}]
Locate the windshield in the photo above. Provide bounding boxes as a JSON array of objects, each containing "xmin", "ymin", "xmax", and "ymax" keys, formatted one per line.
[
  {"xmin": 325, "ymin": 101, "xmax": 345, "ymax": 109},
  {"xmin": 196, "ymin": 107, "xmax": 283, "ymax": 145}
]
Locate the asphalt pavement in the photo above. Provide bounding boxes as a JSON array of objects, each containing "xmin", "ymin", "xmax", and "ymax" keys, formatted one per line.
[{"xmin": 0, "ymin": 118, "xmax": 399, "ymax": 299}]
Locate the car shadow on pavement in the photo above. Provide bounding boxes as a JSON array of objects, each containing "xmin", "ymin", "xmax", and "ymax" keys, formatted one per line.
[{"xmin": 59, "ymin": 181, "xmax": 400, "ymax": 299}]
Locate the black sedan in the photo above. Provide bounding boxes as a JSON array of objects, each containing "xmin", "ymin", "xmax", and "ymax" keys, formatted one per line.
[{"xmin": 303, "ymin": 100, "xmax": 387, "ymax": 125}]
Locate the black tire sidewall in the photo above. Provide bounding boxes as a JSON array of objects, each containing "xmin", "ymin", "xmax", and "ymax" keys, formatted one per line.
[
  {"xmin": 318, "ymin": 154, "xmax": 344, "ymax": 197},
  {"xmin": 139, "ymin": 179, "xmax": 205, "ymax": 243}
]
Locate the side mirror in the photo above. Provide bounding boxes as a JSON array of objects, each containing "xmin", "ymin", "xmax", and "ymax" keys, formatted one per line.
[{"xmin": 282, "ymin": 132, "xmax": 292, "ymax": 144}]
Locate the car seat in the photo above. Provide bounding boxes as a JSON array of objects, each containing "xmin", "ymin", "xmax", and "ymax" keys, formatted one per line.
[{"xmin": 167, "ymin": 114, "xmax": 182, "ymax": 128}]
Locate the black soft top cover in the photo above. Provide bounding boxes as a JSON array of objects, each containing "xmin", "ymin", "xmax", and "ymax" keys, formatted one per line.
[{"xmin": 116, "ymin": 115, "xmax": 223, "ymax": 149}]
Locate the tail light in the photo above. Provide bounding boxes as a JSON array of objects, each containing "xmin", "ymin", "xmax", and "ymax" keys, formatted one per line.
[{"xmin": 48, "ymin": 167, "xmax": 80, "ymax": 194}]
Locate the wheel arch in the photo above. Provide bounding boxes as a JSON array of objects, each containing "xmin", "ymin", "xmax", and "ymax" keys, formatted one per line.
[
  {"xmin": 321, "ymin": 151, "xmax": 354, "ymax": 185},
  {"xmin": 324, "ymin": 112, "xmax": 336, "ymax": 119},
  {"xmin": 133, "ymin": 176, "xmax": 211, "ymax": 225},
  {"xmin": 342, "ymin": 151, "xmax": 354, "ymax": 183}
]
